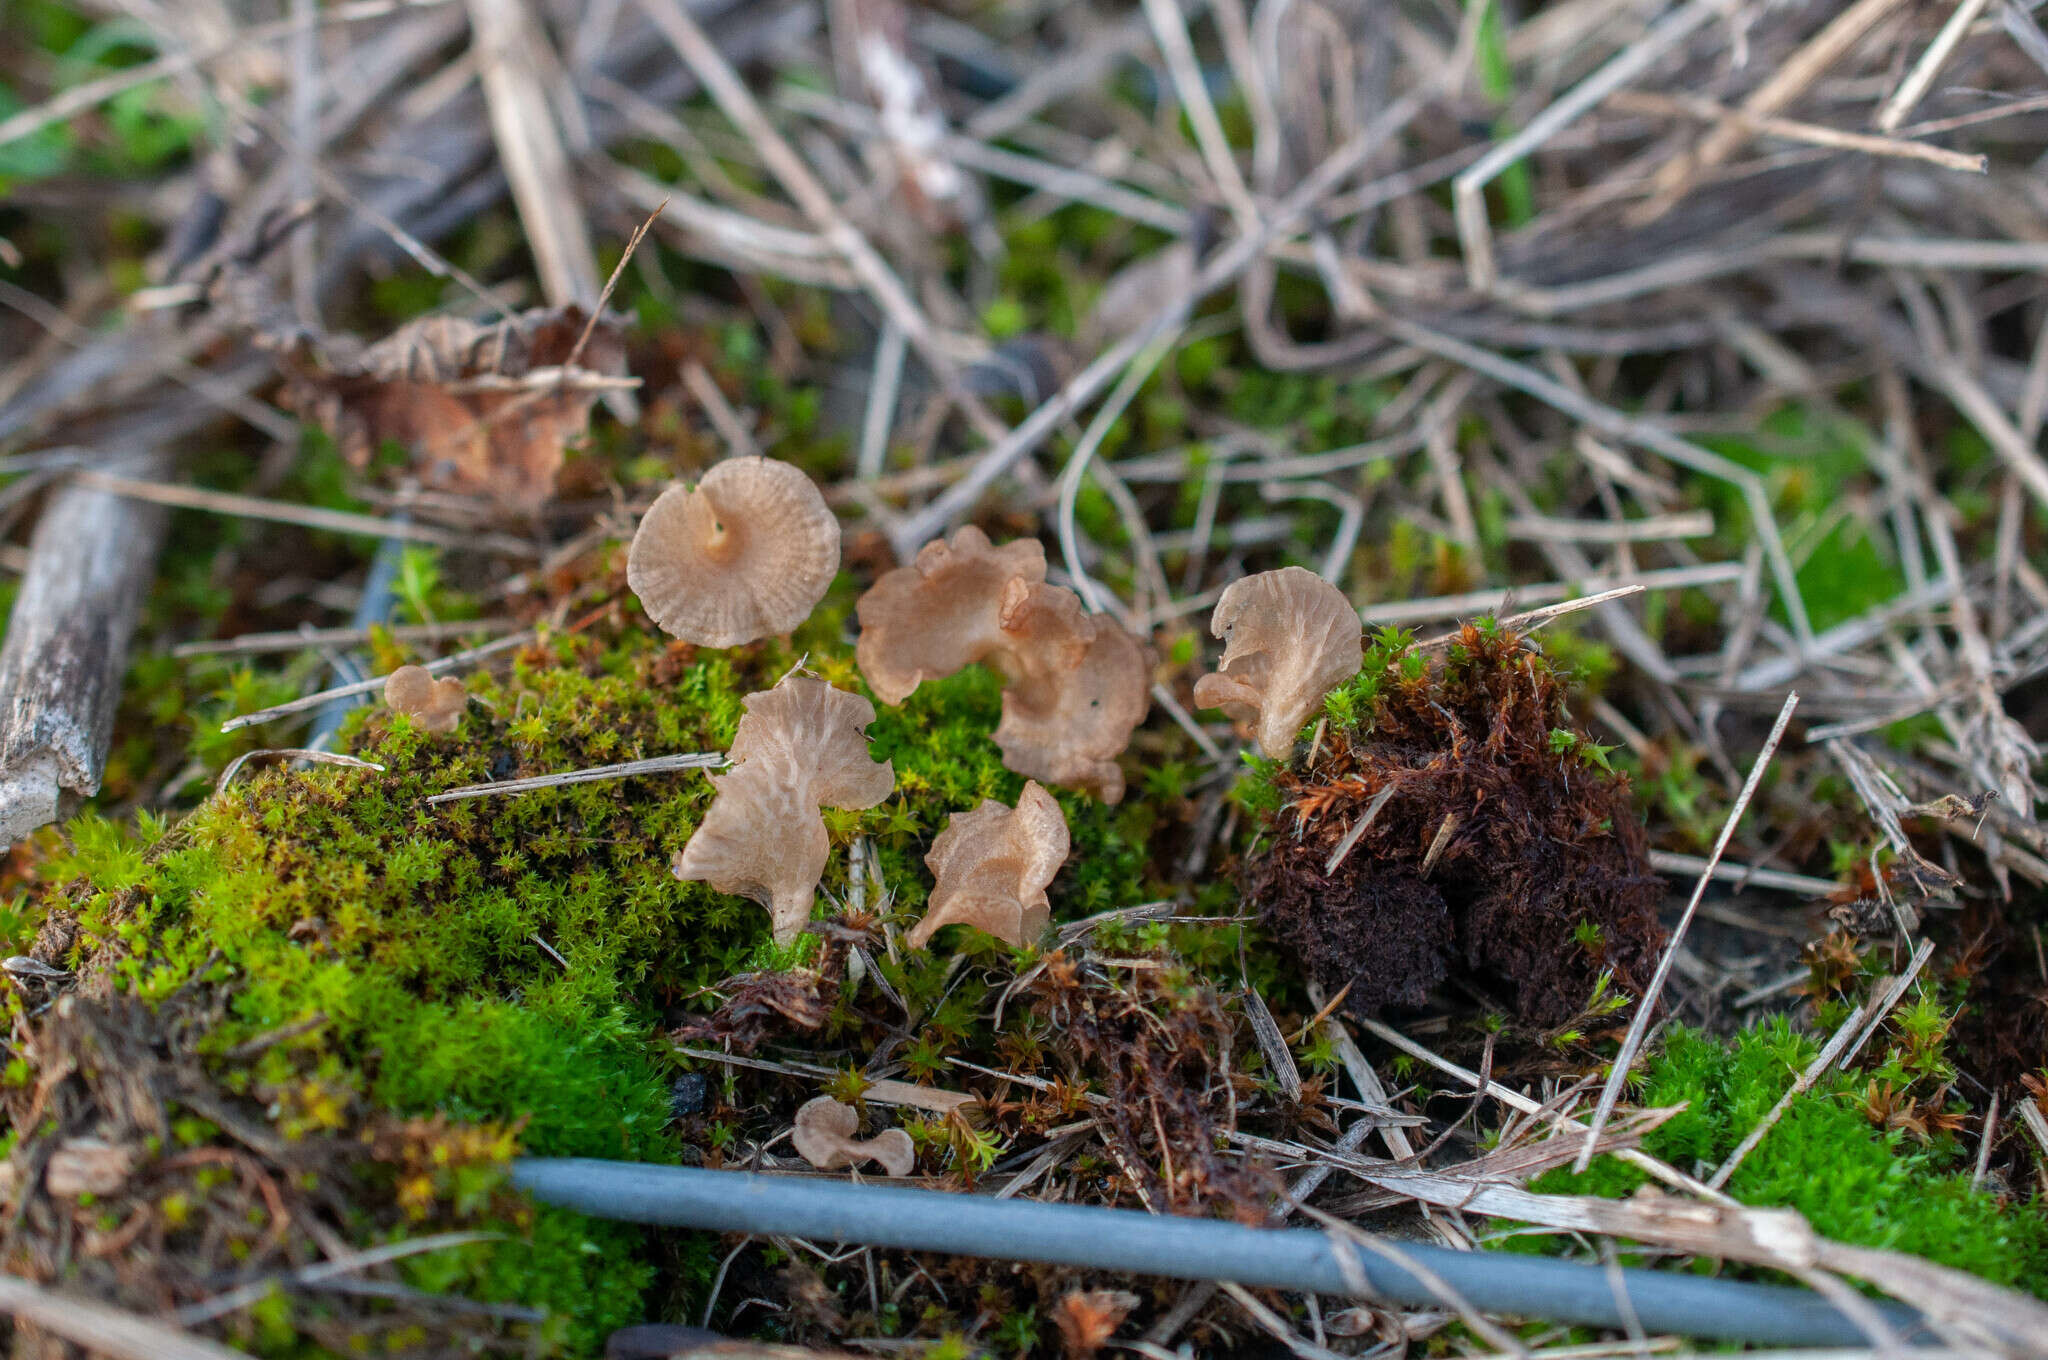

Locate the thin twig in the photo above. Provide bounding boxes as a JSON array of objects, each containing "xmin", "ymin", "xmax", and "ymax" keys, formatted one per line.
[{"xmin": 1574, "ymin": 692, "xmax": 1801, "ymax": 1172}]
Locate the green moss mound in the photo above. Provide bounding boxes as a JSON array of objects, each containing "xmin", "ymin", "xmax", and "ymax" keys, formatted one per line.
[
  {"xmin": 18, "ymin": 603, "xmax": 1153, "ymax": 1353},
  {"xmin": 1529, "ymin": 1022, "xmax": 2048, "ymax": 1293}
]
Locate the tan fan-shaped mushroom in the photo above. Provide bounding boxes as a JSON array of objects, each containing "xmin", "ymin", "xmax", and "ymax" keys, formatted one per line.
[
  {"xmin": 727, "ymin": 675, "xmax": 896, "ymax": 810},
  {"xmin": 854, "ymin": 525, "xmax": 1048, "ymax": 704},
  {"xmin": 990, "ymin": 582, "xmax": 1152, "ymax": 804},
  {"xmin": 673, "ymin": 676, "xmax": 894, "ymax": 944},
  {"xmin": 855, "ymin": 532, "xmax": 1151, "ymax": 802},
  {"xmin": 790, "ymin": 1095, "xmax": 915, "ymax": 1176},
  {"xmin": 1193, "ymin": 567, "xmax": 1362, "ymax": 760},
  {"xmin": 384, "ymin": 664, "xmax": 466, "ymax": 733},
  {"xmin": 628, "ymin": 458, "xmax": 840, "ymax": 647},
  {"xmin": 909, "ymin": 781, "xmax": 1068, "ymax": 949},
  {"xmin": 672, "ymin": 754, "xmax": 829, "ymax": 946}
]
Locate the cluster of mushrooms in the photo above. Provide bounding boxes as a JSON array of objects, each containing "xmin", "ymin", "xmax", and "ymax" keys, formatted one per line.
[{"xmin": 393, "ymin": 457, "xmax": 1367, "ymax": 953}]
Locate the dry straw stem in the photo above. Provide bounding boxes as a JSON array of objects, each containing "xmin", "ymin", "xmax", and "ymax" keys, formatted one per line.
[
  {"xmin": 424, "ymin": 752, "xmax": 724, "ymax": 805},
  {"xmin": 1638, "ymin": 0, "xmax": 1915, "ymax": 218},
  {"xmin": 1575, "ymin": 692, "xmax": 1802, "ymax": 1173},
  {"xmin": 464, "ymin": 0, "xmax": 600, "ymax": 308},
  {"xmin": 0, "ymin": 1275, "xmax": 249, "ymax": 1360},
  {"xmin": 0, "ymin": 0, "xmax": 450, "ymax": 150},
  {"xmin": 635, "ymin": 0, "xmax": 1008, "ymax": 445},
  {"xmin": 72, "ymin": 470, "xmax": 543, "ymax": 557},
  {"xmin": 221, "ymin": 630, "xmax": 536, "ymax": 732},
  {"xmin": 889, "ymin": 80, "xmax": 1437, "ymax": 559}
]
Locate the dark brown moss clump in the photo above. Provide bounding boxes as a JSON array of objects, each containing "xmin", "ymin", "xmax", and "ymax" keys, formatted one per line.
[{"xmin": 1242, "ymin": 623, "xmax": 1664, "ymax": 1026}]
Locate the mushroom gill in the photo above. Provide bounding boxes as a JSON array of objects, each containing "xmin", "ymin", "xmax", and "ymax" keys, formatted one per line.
[
  {"xmin": 672, "ymin": 676, "xmax": 894, "ymax": 945},
  {"xmin": 908, "ymin": 780, "xmax": 1069, "ymax": 950},
  {"xmin": 854, "ymin": 528, "xmax": 1151, "ymax": 801},
  {"xmin": 628, "ymin": 458, "xmax": 840, "ymax": 647},
  {"xmin": 1193, "ymin": 566, "xmax": 1362, "ymax": 760}
]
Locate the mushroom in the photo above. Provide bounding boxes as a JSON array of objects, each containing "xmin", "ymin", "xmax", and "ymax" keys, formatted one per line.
[
  {"xmin": 628, "ymin": 458, "xmax": 840, "ymax": 647},
  {"xmin": 909, "ymin": 780, "xmax": 1068, "ymax": 950},
  {"xmin": 384, "ymin": 664, "xmax": 466, "ymax": 733},
  {"xmin": 854, "ymin": 525, "xmax": 1048, "ymax": 704},
  {"xmin": 988, "ymin": 582, "xmax": 1151, "ymax": 804},
  {"xmin": 673, "ymin": 676, "xmax": 894, "ymax": 944},
  {"xmin": 855, "ymin": 528, "xmax": 1151, "ymax": 801},
  {"xmin": 1193, "ymin": 567, "xmax": 1362, "ymax": 760},
  {"xmin": 790, "ymin": 1095, "xmax": 915, "ymax": 1176}
]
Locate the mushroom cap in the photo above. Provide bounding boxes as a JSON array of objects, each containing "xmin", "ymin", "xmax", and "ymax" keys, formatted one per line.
[
  {"xmin": 673, "ymin": 753, "xmax": 830, "ymax": 946},
  {"xmin": 790, "ymin": 1095, "xmax": 916, "ymax": 1176},
  {"xmin": 729, "ymin": 676, "xmax": 894, "ymax": 810},
  {"xmin": 383, "ymin": 664, "xmax": 466, "ymax": 733},
  {"xmin": 909, "ymin": 781, "xmax": 1069, "ymax": 950},
  {"xmin": 854, "ymin": 525, "xmax": 1047, "ymax": 704},
  {"xmin": 628, "ymin": 458, "xmax": 840, "ymax": 647},
  {"xmin": 991, "ymin": 584, "xmax": 1152, "ymax": 804},
  {"xmin": 1195, "ymin": 567, "xmax": 1362, "ymax": 760}
]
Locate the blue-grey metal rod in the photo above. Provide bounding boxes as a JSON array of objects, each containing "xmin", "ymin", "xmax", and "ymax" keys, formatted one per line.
[{"xmin": 511, "ymin": 1160, "xmax": 1926, "ymax": 1348}]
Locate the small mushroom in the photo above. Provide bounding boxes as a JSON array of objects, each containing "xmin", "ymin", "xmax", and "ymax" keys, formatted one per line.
[
  {"xmin": 989, "ymin": 582, "xmax": 1151, "ymax": 804},
  {"xmin": 854, "ymin": 525, "xmax": 1048, "ymax": 704},
  {"xmin": 384, "ymin": 664, "xmax": 467, "ymax": 733},
  {"xmin": 628, "ymin": 458, "xmax": 840, "ymax": 647},
  {"xmin": 909, "ymin": 781, "xmax": 1068, "ymax": 950},
  {"xmin": 1193, "ymin": 567, "xmax": 1362, "ymax": 760},
  {"xmin": 673, "ymin": 676, "xmax": 894, "ymax": 945},
  {"xmin": 790, "ymin": 1095, "xmax": 915, "ymax": 1176},
  {"xmin": 855, "ymin": 529, "xmax": 1151, "ymax": 801}
]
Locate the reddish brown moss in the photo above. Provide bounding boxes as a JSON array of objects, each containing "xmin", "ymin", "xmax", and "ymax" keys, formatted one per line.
[{"xmin": 1241, "ymin": 623, "xmax": 1665, "ymax": 1026}]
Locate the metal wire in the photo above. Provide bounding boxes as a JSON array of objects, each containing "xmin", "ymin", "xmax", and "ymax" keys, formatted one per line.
[{"xmin": 511, "ymin": 1159, "xmax": 1928, "ymax": 1348}]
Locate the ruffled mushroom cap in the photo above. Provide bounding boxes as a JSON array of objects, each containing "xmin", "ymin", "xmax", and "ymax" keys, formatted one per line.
[
  {"xmin": 991, "ymin": 582, "xmax": 1152, "ymax": 804},
  {"xmin": 1193, "ymin": 567, "xmax": 1362, "ymax": 760},
  {"xmin": 854, "ymin": 525, "xmax": 1048, "ymax": 704},
  {"xmin": 856, "ymin": 532, "xmax": 1151, "ymax": 802},
  {"xmin": 673, "ymin": 676, "xmax": 895, "ymax": 945},
  {"xmin": 908, "ymin": 781, "xmax": 1068, "ymax": 950},
  {"xmin": 790, "ymin": 1095, "xmax": 915, "ymax": 1176},
  {"xmin": 383, "ymin": 664, "xmax": 466, "ymax": 733},
  {"xmin": 628, "ymin": 458, "xmax": 840, "ymax": 647},
  {"xmin": 727, "ymin": 675, "xmax": 896, "ymax": 810}
]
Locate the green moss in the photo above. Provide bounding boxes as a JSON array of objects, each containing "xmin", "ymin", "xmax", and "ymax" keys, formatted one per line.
[
  {"xmin": 1527, "ymin": 1022, "xmax": 2048, "ymax": 1293},
  {"xmin": 25, "ymin": 590, "xmax": 1160, "ymax": 1350}
]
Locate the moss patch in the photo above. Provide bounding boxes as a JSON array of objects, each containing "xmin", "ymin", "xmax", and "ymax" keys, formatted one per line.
[
  {"xmin": 1528, "ymin": 1023, "xmax": 2048, "ymax": 1293},
  {"xmin": 9, "ymin": 582, "xmax": 1160, "ymax": 1352}
]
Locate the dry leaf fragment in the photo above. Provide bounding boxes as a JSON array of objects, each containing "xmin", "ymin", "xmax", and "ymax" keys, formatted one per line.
[
  {"xmin": 281, "ymin": 304, "xmax": 628, "ymax": 514},
  {"xmin": 673, "ymin": 677, "xmax": 894, "ymax": 945},
  {"xmin": 44, "ymin": 1137, "xmax": 137, "ymax": 1198},
  {"xmin": 1052, "ymin": 1289, "xmax": 1138, "ymax": 1359},
  {"xmin": 909, "ymin": 780, "xmax": 1069, "ymax": 949},
  {"xmin": 628, "ymin": 459, "xmax": 841, "ymax": 647},
  {"xmin": 1194, "ymin": 567, "xmax": 1362, "ymax": 760},
  {"xmin": 790, "ymin": 1095, "xmax": 915, "ymax": 1176},
  {"xmin": 855, "ymin": 528, "xmax": 1151, "ymax": 801},
  {"xmin": 384, "ymin": 664, "xmax": 467, "ymax": 733}
]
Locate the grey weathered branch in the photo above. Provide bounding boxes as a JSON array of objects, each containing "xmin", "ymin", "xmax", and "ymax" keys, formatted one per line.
[{"xmin": 0, "ymin": 464, "xmax": 169, "ymax": 845}]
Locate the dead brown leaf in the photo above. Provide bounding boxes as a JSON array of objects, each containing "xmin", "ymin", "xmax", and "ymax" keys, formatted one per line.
[{"xmin": 282, "ymin": 305, "xmax": 629, "ymax": 514}]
